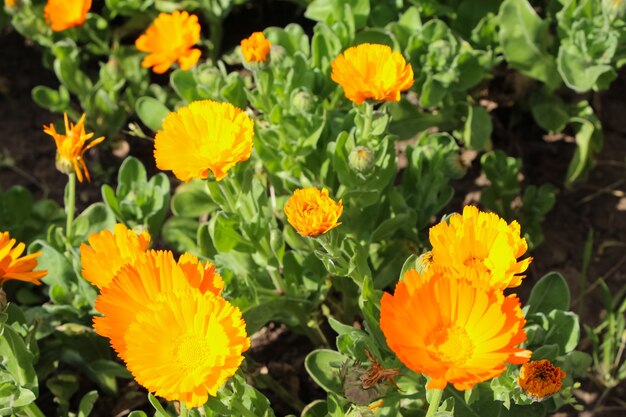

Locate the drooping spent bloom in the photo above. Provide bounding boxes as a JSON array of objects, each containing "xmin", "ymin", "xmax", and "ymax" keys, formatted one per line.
[
  {"xmin": 380, "ymin": 267, "xmax": 531, "ymax": 391},
  {"xmin": 284, "ymin": 187, "xmax": 343, "ymax": 237},
  {"xmin": 80, "ymin": 224, "xmax": 151, "ymax": 289},
  {"xmin": 518, "ymin": 360, "xmax": 566, "ymax": 401},
  {"xmin": 331, "ymin": 43, "xmax": 414, "ymax": 105},
  {"xmin": 240, "ymin": 32, "xmax": 271, "ymax": 63},
  {"xmin": 43, "ymin": 113, "xmax": 105, "ymax": 182},
  {"xmin": 428, "ymin": 205, "xmax": 532, "ymax": 289},
  {"xmin": 44, "ymin": 0, "xmax": 91, "ymax": 31},
  {"xmin": 154, "ymin": 100, "xmax": 254, "ymax": 182},
  {"xmin": 94, "ymin": 250, "xmax": 247, "ymax": 408},
  {"xmin": 135, "ymin": 11, "xmax": 202, "ymax": 74},
  {"xmin": 0, "ymin": 232, "xmax": 47, "ymax": 286}
]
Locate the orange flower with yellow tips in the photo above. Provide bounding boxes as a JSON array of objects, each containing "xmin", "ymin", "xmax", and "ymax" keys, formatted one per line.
[
  {"xmin": 44, "ymin": 0, "xmax": 91, "ymax": 32},
  {"xmin": 135, "ymin": 11, "xmax": 202, "ymax": 74},
  {"xmin": 380, "ymin": 267, "xmax": 531, "ymax": 391},
  {"xmin": 94, "ymin": 250, "xmax": 247, "ymax": 408},
  {"xmin": 518, "ymin": 360, "xmax": 566, "ymax": 401},
  {"xmin": 154, "ymin": 100, "xmax": 254, "ymax": 182},
  {"xmin": 0, "ymin": 232, "xmax": 47, "ymax": 286},
  {"xmin": 331, "ymin": 43, "xmax": 414, "ymax": 105},
  {"xmin": 240, "ymin": 32, "xmax": 271, "ymax": 63},
  {"xmin": 80, "ymin": 224, "xmax": 151, "ymax": 289},
  {"xmin": 428, "ymin": 205, "xmax": 532, "ymax": 290},
  {"xmin": 43, "ymin": 113, "xmax": 105, "ymax": 182},
  {"xmin": 284, "ymin": 187, "xmax": 343, "ymax": 237}
]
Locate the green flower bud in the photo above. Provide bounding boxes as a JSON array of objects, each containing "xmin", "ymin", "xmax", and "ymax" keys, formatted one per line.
[
  {"xmin": 292, "ymin": 90, "xmax": 313, "ymax": 112},
  {"xmin": 443, "ymin": 152, "xmax": 467, "ymax": 179},
  {"xmin": 270, "ymin": 45, "xmax": 287, "ymax": 65},
  {"xmin": 349, "ymin": 146, "xmax": 376, "ymax": 173}
]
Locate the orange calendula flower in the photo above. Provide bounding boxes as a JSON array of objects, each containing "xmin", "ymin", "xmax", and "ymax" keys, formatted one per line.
[
  {"xmin": 284, "ymin": 187, "xmax": 343, "ymax": 237},
  {"xmin": 5, "ymin": 0, "xmax": 16, "ymax": 8},
  {"xmin": 380, "ymin": 268, "xmax": 531, "ymax": 391},
  {"xmin": 0, "ymin": 232, "xmax": 47, "ymax": 286},
  {"xmin": 44, "ymin": 0, "xmax": 91, "ymax": 32},
  {"xmin": 428, "ymin": 205, "xmax": 532, "ymax": 290},
  {"xmin": 43, "ymin": 113, "xmax": 105, "ymax": 182},
  {"xmin": 518, "ymin": 360, "xmax": 566, "ymax": 401},
  {"xmin": 154, "ymin": 100, "xmax": 254, "ymax": 182},
  {"xmin": 240, "ymin": 32, "xmax": 271, "ymax": 63},
  {"xmin": 331, "ymin": 43, "xmax": 414, "ymax": 105},
  {"xmin": 80, "ymin": 224, "xmax": 151, "ymax": 289},
  {"xmin": 94, "ymin": 250, "xmax": 247, "ymax": 408},
  {"xmin": 135, "ymin": 11, "xmax": 202, "ymax": 74}
]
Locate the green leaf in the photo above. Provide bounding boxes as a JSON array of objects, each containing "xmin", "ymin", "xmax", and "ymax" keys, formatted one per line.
[
  {"xmin": 72, "ymin": 203, "xmax": 116, "ymax": 244},
  {"xmin": 31, "ymin": 85, "xmax": 70, "ymax": 113},
  {"xmin": 566, "ymin": 103, "xmax": 603, "ymax": 187},
  {"xmin": 545, "ymin": 310, "xmax": 579, "ymax": 354},
  {"xmin": 135, "ymin": 97, "xmax": 170, "ymax": 132},
  {"xmin": 77, "ymin": 391, "xmax": 98, "ymax": 417},
  {"xmin": 305, "ymin": 349, "xmax": 348, "ymax": 395},
  {"xmin": 170, "ymin": 69, "xmax": 200, "ymax": 103},
  {"xmin": 557, "ymin": 43, "xmax": 615, "ymax": 92},
  {"xmin": 243, "ymin": 298, "xmax": 313, "ymax": 335},
  {"xmin": 498, "ymin": 0, "xmax": 561, "ymax": 89},
  {"xmin": 531, "ymin": 344, "xmax": 559, "ymax": 360},
  {"xmin": 0, "ymin": 324, "xmax": 37, "ymax": 393},
  {"xmin": 529, "ymin": 89, "xmax": 569, "ymax": 132},
  {"xmin": 463, "ymin": 105, "xmax": 492, "ymax": 151},
  {"xmin": 527, "ymin": 272, "xmax": 570, "ymax": 315},
  {"xmin": 147, "ymin": 393, "xmax": 170, "ymax": 417},
  {"xmin": 301, "ymin": 400, "xmax": 328, "ymax": 417}
]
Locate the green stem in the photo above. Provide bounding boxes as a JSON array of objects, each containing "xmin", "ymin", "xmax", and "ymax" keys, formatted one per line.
[
  {"xmin": 22, "ymin": 403, "xmax": 46, "ymax": 417},
  {"xmin": 65, "ymin": 173, "xmax": 76, "ymax": 243},
  {"xmin": 179, "ymin": 402, "xmax": 188, "ymax": 417},
  {"xmin": 255, "ymin": 372, "xmax": 307, "ymax": 413},
  {"xmin": 425, "ymin": 389, "xmax": 443, "ymax": 417},
  {"xmin": 361, "ymin": 101, "xmax": 374, "ymax": 144}
]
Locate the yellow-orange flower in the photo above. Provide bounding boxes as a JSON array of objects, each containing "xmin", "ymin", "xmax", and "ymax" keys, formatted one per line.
[
  {"xmin": 380, "ymin": 268, "xmax": 531, "ymax": 391},
  {"xmin": 44, "ymin": 0, "xmax": 90, "ymax": 32},
  {"xmin": 4, "ymin": 0, "xmax": 16, "ymax": 8},
  {"xmin": 43, "ymin": 113, "xmax": 105, "ymax": 182},
  {"xmin": 284, "ymin": 187, "xmax": 343, "ymax": 237},
  {"xmin": 0, "ymin": 232, "xmax": 47, "ymax": 286},
  {"xmin": 428, "ymin": 205, "xmax": 532, "ymax": 290},
  {"xmin": 518, "ymin": 360, "xmax": 566, "ymax": 401},
  {"xmin": 154, "ymin": 100, "xmax": 254, "ymax": 182},
  {"xmin": 240, "ymin": 32, "xmax": 271, "ymax": 63},
  {"xmin": 80, "ymin": 224, "xmax": 151, "ymax": 289},
  {"xmin": 331, "ymin": 43, "xmax": 414, "ymax": 105},
  {"xmin": 135, "ymin": 11, "xmax": 202, "ymax": 74},
  {"xmin": 94, "ymin": 250, "xmax": 247, "ymax": 408}
]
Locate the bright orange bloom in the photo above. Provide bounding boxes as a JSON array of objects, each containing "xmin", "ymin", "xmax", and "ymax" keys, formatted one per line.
[
  {"xmin": 154, "ymin": 100, "xmax": 254, "ymax": 182},
  {"xmin": 44, "ymin": 0, "xmax": 90, "ymax": 32},
  {"xmin": 284, "ymin": 187, "xmax": 343, "ymax": 237},
  {"xmin": 240, "ymin": 32, "xmax": 271, "ymax": 63},
  {"xmin": 331, "ymin": 43, "xmax": 414, "ymax": 105},
  {"xmin": 428, "ymin": 205, "xmax": 532, "ymax": 289},
  {"xmin": 43, "ymin": 113, "xmax": 105, "ymax": 182},
  {"xmin": 4, "ymin": 0, "xmax": 16, "ymax": 8},
  {"xmin": 135, "ymin": 11, "xmax": 202, "ymax": 74},
  {"xmin": 0, "ymin": 232, "xmax": 47, "ymax": 286},
  {"xmin": 80, "ymin": 224, "xmax": 151, "ymax": 289},
  {"xmin": 518, "ymin": 360, "xmax": 566, "ymax": 401},
  {"xmin": 94, "ymin": 250, "xmax": 246, "ymax": 408},
  {"xmin": 380, "ymin": 268, "xmax": 531, "ymax": 391}
]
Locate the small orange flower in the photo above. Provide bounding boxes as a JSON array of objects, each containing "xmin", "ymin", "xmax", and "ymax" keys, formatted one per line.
[
  {"xmin": 44, "ymin": 0, "xmax": 91, "ymax": 32},
  {"xmin": 518, "ymin": 360, "xmax": 566, "ymax": 401},
  {"xmin": 43, "ymin": 113, "xmax": 105, "ymax": 182},
  {"xmin": 154, "ymin": 100, "xmax": 254, "ymax": 182},
  {"xmin": 4, "ymin": 0, "xmax": 16, "ymax": 8},
  {"xmin": 380, "ymin": 268, "xmax": 531, "ymax": 391},
  {"xmin": 331, "ymin": 43, "xmax": 414, "ymax": 105},
  {"xmin": 240, "ymin": 32, "xmax": 271, "ymax": 63},
  {"xmin": 135, "ymin": 11, "xmax": 202, "ymax": 74},
  {"xmin": 80, "ymin": 224, "xmax": 151, "ymax": 289},
  {"xmin": 0, "ymin": 232, "xmax": 47, "ymax": 286},
  {"xmin": 428, "ymin": 205, "xmax": 532, "ymax": 289},
  {"xmin": 284, "ymin": 187, "xmax": 343, "ymax": 237}
]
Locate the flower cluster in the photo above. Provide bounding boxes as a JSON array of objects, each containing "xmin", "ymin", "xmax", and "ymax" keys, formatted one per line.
[{"xmin": 81, "ymin": 224, "xmax": 249, "ymax": 408}]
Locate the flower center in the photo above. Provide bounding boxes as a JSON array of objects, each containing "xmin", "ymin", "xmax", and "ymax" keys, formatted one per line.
[
  {"xmin": 463, "ymin": 256, "xmax": 489, "ymax": 272},
  {"xmin": 427, "ymin": 325, "xmax": 474, "ymax": 366},
  {"xmin": 171, "ymin": 334, "xmax": 214, "ymax": 370}
]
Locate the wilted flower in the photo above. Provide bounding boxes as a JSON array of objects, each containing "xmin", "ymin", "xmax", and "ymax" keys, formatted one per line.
[
  {"xmin": 380, "ymin": 268, "xmax": 531, "ymax": 391},
  {"xmin": 43, "ymin": 113, "xmax": 105, "ymax": 182},
  {"xmin": 284, "ymin": 187, "xmax": 343, "ymax": 237},
  {"xmin": 429, "ymin": 205, "xmax": 532, "ymax": 289},
  {"xmin": 154, "ymin": 100, "xmax": 254, "ymax": 182},
  {"xmin": 80, "ymin": 224, "xmax": 151, "ymax": 289},
  {"xmin": 135, "ymin": 11, "xmax": 202, "ymax": 74},
  {"xmin": 44, "ymin": 0, "xmax": 90, "ymax": 31},
  {"xmin": 331, "ymin": 43, "xmax": 414, "ymax": 105},
  {"xmin": 518, "ymin": 360, "xmax": 566, "ymax": 401},
  {"xmin": 240, "ymin": 32, "xmax": 271, "ymax": 63},
  {"xmin": 94, "ymin": 250, "xmax": 245, "ymax": 407},
  {"xmin": 0, "ymin": 232, "xmax": 47, "ymax": 286}
]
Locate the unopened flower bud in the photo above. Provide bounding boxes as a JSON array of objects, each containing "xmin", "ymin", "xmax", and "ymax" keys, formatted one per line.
[
  {"xmin": 443, "ymin": 153, "xmax": 467, "ymax": 179},
  {"xmin": 270, "ymin": 45, "xmax": 287, "ymax": 65},
  {"xmin": 292, "ymin": 90, "xmax": 313, "ymax": 112},
  {"xmin": 349, "ymin": 146, "xmax": 375, "ymax": 173}
]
